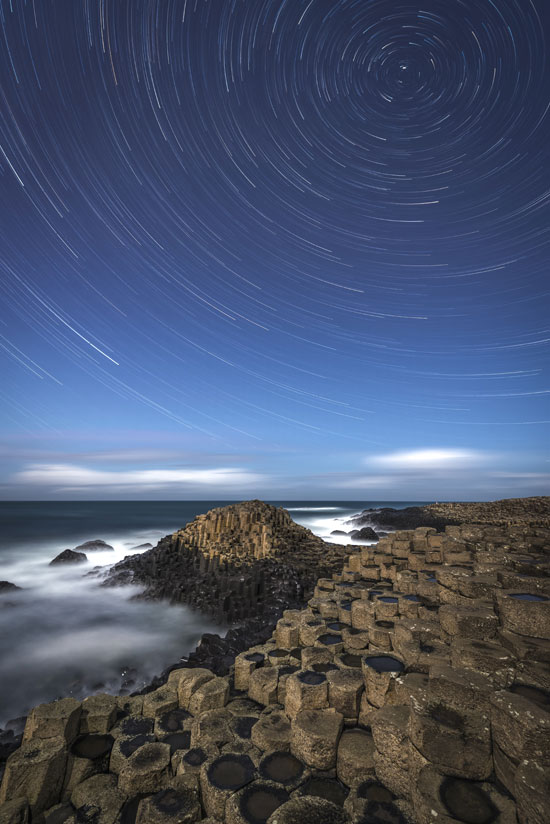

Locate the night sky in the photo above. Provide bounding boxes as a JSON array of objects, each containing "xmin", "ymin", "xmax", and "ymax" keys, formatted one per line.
[{"xmin": 0, "ymin": 0, "xmax": 548, "ymax": 500}]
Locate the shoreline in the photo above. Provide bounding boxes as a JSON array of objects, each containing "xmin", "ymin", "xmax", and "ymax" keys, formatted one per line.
[{"xmin": 1, "ymin": 496, "xmax": 549, "ymax": 824}]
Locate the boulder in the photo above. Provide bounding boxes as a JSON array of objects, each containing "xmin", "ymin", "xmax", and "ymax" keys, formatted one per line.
[
  {"xmin": 73, "ymin": 540, "xmax": 113, "ymax": 552},
  {"xmin": 49, "ymin": 550, "xmax": 87, "ymax": 566}
]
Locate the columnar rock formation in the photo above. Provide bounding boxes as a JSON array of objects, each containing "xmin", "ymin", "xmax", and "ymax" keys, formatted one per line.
[
  {"xmin": 104, "ymin": 500, "xmax": 351, "ymax": 627},
  {"xmin": 1, "ymin": 501, "xmax": 549, "ymax": 824}
]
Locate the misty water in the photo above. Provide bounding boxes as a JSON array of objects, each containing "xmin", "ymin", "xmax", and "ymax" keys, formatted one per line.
[{"xmin": 0, "ymin": 500, "xmax": 420, "ymax": 725}]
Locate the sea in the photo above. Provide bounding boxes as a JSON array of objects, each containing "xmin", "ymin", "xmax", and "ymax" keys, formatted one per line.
[{"xmin": 0, "ymin": 499, "xmax": 426, "ymax": 726}]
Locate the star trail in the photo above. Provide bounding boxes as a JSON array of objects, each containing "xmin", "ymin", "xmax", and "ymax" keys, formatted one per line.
[{"xmin": 0, "ymin": 0, "xmax": 548, "ymax": 499}]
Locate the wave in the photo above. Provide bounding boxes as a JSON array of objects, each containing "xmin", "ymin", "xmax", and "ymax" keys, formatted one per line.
[{"xmin": 287, "ymin": 506, "xmax": 345, "ymax": 512}]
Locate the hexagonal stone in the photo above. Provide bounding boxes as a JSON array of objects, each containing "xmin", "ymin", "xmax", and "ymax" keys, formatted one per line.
[
  {"xmin": 0, "ymin": 736, "xmax": 66, "ymax": 815},
  {"xmin": 80, "ymin": 694, "xmax": 118, "ymax": 735},
  {"xmin": 22, "ymin": 699, "xmax": 81, "ymax": 746},
  {"xmin": 70, "ymin": 774, "xmax": 125, "ymax": 824},
  {"xmin": 135, "ymin": 779, "xmax": 201, "ymax": 824},
  {"xmin": 266, "ymin": 796, "xmax": 350, "ymax": 823},
  {"xmin": 117, "ymin": 742, "xmax": 171, "ymax": 795},
  {"xmin": 336, "ymin": 728, "xmax": 375, "ymax": 787},
  {"xmin": 142, "ymin": 686, "xmax": 178, "ymax": 719},
  {"xmin": 188, "ymin": 677, "xmax": 229, "ymax": 715},
  {"xmin": 290, "ymin": 708, "xmax": 343, "ymax": 770},
  {"xmin": 251, "ymin": 708, "xmax": 291, "ymax": 752}
]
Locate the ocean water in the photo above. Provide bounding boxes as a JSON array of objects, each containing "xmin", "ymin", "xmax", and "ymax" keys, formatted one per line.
[{"xmin": 0, "ymin": 499, "xmax": 424, "ymax": 725}]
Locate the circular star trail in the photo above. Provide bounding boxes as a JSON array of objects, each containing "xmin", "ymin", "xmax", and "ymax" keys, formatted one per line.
[{"xmin": 0, "ymin": 0, "xmax": 548, "ymax": 494}]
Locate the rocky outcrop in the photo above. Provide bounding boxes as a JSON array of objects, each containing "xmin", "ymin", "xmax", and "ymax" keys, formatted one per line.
[
  {"xmin": 104, "ymin": 501, "xmax": 350, "ymax": 631},
  {"xmin": 2, "ymin": 500, "xmax": 549, "ymax": 823},
  {"xmin": 74, "ymin": 539, "xmax": 114, "ymax": 552},
  {"xmin": 0, "ymin": 581, "xmax": 21, "ymax": 594},
  {"xmin": 49, "ymin": 550, "xmax": 87, "ymax": 565},
  {"xmin": 349, "ymin": 495, "xmax": 550, "ymax": 533}
]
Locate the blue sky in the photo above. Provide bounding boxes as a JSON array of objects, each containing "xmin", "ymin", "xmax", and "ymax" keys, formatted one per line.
[{"xmin": 0, "ymin": 0, "xmax": 548, "ymax": 501}]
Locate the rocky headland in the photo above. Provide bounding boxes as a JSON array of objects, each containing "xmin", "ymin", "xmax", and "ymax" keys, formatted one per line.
[{"xmin": 1, "ymin": 496, "xmax": 549, "ymax": 824}]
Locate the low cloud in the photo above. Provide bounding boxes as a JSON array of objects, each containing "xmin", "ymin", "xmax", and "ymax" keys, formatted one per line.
[
  {"xmin": 367, "ymin": 448, "xmax": 485, "ymax": 472},
  {"xmin": 12, "ymin": 463, "xmax": 265, "ymax": 492}
]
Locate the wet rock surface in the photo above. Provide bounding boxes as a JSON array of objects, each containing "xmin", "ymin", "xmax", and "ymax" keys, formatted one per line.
[{"xmin": 1, "ymin": 497, "xmax": 550, "ymax": 823}]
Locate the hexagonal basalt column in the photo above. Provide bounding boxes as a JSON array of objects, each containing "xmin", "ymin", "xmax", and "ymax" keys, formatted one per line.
[
  {"xmin": 0, "ymin": 736, "xmax": 67, "ymax": 815},
  {"xmin": 491, "ymin": 689, "xmax": 550, "ymax": 765},
  {"xmin": 200, "ymin": 753, "xmax": 256, "ymax": 819},
  {"xmin": 361, "ymin": 654, "xmax": 405, "ymax": 708},
  {"xmin": 188, "ymin": 677, "xmax": 229, "ymax": 715},
  {"xmin": 225, "ymin": 780, "xmax": 290, "ymax": 824},
  {"xmin": 70, "ymin": 774, "xmax": 125, "ymax": 824},
  {"xmin": 299, "ymin": 619, "xmax": 325, "ymax": 646},
  {"xmin": 62, "ymin": 733, "xmax": 114, "ymax": 797},
  {"xmin": 248, "ymin": 667, "xmax": 279, "ymax": 706},
  {"xmin": 350, "ymin": 600, "xmax": 375, "ymax": 631},
  {"xmin": 234, "ymin": 652, "xmax": 265, "ymax": 692},
  {"xmin": 259, "ymin": 751, "xmax": 305, "ymax": 790},
  {"xmin": 374, "ymin": 595, "xmax": 400, "ymax": 621},
  {"xmin": 22, "ymin": 698, "xmax": 81, "ymax": 746},
  {"xmin": 251, "ymin": 708, "xmax": 291, "ymax": 753},
  {"xmin": 497, "ymin": 591, "xmax": 550, "ymax": 640},
  {"xmin": 109, "ymin": 733, "xmax": 156, "ymax": 775},
  {"xmin": 408, "ymin": 697, "xmax": 492, "ymax": 780},
  {"xmin": 275, "ymin": 620, "xmax": 300, "ymax": 649},
  {"xmin": 315, "ymin": 633, "xmax": 345, "ymax": 655},
  {"xmin": 79, "ymin": 694, "xmax": 118, "ymax": 735},
  {"xmin": 336, "ymin": 728, "xmax": 375, "ymax": 787},
  {"xmin": 135, "ymin": 781, "xmax": 201, "ymax": 824},
  {"xmin": 413, "ymin": 766, "xmax": 517, "ymax": 824},
  {"xmin": 438, "ymin": 604, "xmax": 499, "ymax": 641},
  {"xmin": 290, "ymin": 708, "xmax": 343, "ymax": 770},
  {"xmin": 326, "ymin": 669, "xmax": 364, "ymax": 719},
  {"xmin": 284, "ymin": 671, "xmax": 328, "ymax": 719},
  {"xmin": 267, "ymin": 795, "xmax": 350, "ymax": 823},
  {"xmin": 118, "ymin": 741, "xmax": 172, "ymax": 795}
]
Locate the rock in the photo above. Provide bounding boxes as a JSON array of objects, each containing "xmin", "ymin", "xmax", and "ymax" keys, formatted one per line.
[
  {"xmin": 80, "ymin": 694, "xmax": 118, "ymax": 735},
  {"xmin": 225, "ymin": 779, "xmax": 290, "ymax": 824},
  {"xmin": 331, "ymin": 531, "xmax": 348, "ymax": 537},
  {"xmin": 63, "ymin": 733, "xmax": 114, "ymax": 797},
  {"xmin": 290, "ymin": 708, "xmax": 343, "ymax": 770},
  {"xmin": 0, "ymin": 736, "xmax": 67, "ymax": 814},
  {"xmin": 70, "ymin": 773, "xmax": 125, "ymax": 824},
  {"xmin": 49, "ymin": 550, "xmax": 87, "ymax": 566},
  {"xmin": 22, "ymin": 698, "xmax": 81, "ymax": 745},
  {"xmin": 0, "ymin": 798, "xmax": 29, "ymax": 824},
  {"xmin": 142, "ymin": 686, "xmax": 178, "ymax": 719},
  {"xmin": 350, "ymin": 528, "xmax": 379, "ymax": 542},
  {"xmin": 267, "ymin": 796, "xmax": 350, "ymax": 823},
  {"xmin": 135, "ymin": 780, "xmax": 201, "ymax": 824},
  {"xmin": 131, "ymin": 543, "xmax": 153, "ymax": 550},
  {"xmin": 251, "ymin": 708, "xmax": 291, "ymax": 753},
  {"xmin": 0, "ymin": 582, "xmax": 22, "ymax": 594},
  {"xmin": 74, "ymin": 540, "xmax": 114, "ymax": 552},
  {"xmin": 336, "ymin": 728, "xmax": 375, "ymax": 787},
  {"xmin": 200, "ymin": 753, "xmax": 256, "ymax": 819},
  {"xmin": 117, "ymin": 741, "xmax": 171, "ymax": 795},
  {"xmin": 284, "ymin": 671, "xmax": 328, "ymax": 719}
]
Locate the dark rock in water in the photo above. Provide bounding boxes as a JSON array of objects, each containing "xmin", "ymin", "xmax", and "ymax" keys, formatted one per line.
[
  {"xmin": 330, "ymin": 530, "xmax": 348, "ymax": 536},
  {"xmin": 349, "ymin": 527, "xmax": 379, "ymax": 541},
  {"xmin": 349, "ymin": 506, "xmax": 452, "ymax": 532},
  {"xmin": 0, "ymin": 581, "xmax": 22, "ymax": 594},
  {"xmin": 74, "ymin": 539, "xmax": 114, "ymax": 551},
  {"xmin": 49, "ymin": 549, "xmax": 88, "ymax": 565},
  {"xmin": 130, "ymin": 543, "xmax": 153, "ymax": 550}
]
